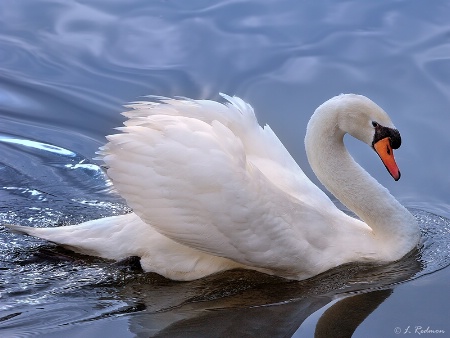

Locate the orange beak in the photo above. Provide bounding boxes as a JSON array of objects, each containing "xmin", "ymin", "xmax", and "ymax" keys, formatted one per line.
[{"xmin": 373, "ymin": 137, "xmax": 401, "ymax": 181}]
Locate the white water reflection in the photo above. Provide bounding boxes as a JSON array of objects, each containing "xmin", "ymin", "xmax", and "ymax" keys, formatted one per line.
[{"xmin": 0, "ymin": 135, "xmax": 76, "ymax": 156}]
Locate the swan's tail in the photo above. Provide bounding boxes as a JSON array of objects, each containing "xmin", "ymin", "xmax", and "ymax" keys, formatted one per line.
[
  {"xmin": 4, "ymin": 212, "xmax": 247, "ymax": 280},
  {"xmin": 4, "ymin": 213, "xmax": 145, "ymax": 261}
]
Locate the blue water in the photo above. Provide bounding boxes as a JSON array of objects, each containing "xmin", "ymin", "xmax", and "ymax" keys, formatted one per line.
[{"xmin": 1, "ymin": 0, "xmax": 450, "ymax": 337}]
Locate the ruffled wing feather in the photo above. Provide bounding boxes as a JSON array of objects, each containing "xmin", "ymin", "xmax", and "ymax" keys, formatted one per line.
[{"xmin": 99, "ymin": 96, "xmax": 336, "ymax": 278}]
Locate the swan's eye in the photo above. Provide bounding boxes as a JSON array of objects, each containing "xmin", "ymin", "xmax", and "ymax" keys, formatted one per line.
[{"xmin": 372, "ymin": 121, "xmax": 379, "ymax": 128}]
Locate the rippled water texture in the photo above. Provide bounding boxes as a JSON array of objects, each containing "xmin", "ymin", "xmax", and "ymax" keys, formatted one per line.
[{"xmin": 1, "ymin": 0, "xmax": 450, "ymax": 337}]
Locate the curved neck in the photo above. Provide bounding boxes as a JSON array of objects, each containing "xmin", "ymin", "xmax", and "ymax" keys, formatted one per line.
[{"xmin": 304, "ymin": 98, "xmax": 419, "ymax": 260}]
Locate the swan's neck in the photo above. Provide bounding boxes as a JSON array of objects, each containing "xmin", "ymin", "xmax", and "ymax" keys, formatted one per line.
[{"xmin": 305, "ymin": 98, "xmax": 419, "ymax": 261}]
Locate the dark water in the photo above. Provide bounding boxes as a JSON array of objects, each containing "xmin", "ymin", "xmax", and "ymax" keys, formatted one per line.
[{"xmin": 1, "ymin": 0, "xmax": 450, "ymax": 337}]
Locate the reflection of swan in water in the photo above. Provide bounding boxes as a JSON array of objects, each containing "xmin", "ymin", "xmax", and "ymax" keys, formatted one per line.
[
  {"xmin": 6, "ymin": 94, "xmax": 420, "ymax": 280},
  {"xmin": 148, "ymin": 289, "xmax": 394, "ymax": 337},
  {"xmin": 104, "ymin": 250, "xmax": 422, "ymax": 337}
]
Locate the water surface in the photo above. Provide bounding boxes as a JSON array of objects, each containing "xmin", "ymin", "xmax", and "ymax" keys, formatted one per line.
[{"xmin": 1, "ymin": 0, "xmax": 450, "ymax": 337}]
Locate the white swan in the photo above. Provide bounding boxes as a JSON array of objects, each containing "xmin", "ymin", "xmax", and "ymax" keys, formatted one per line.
[{"xmin": 6, "ymin": 94, "xmax": 420, "ymax": 281}]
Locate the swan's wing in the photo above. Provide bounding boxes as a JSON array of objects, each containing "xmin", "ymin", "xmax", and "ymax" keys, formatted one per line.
[
  {"xmin": 119, "ymin": 95, "xmax": 333, "ymax": 205},
  {"xmin": 99, "ymin": 97, "xmax": 336, "ymax": 278}
]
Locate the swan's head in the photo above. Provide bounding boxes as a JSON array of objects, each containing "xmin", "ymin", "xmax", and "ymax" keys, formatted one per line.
[{"xmin": 336, "ymin": 94, "xmax": 402, "ymax": 181}]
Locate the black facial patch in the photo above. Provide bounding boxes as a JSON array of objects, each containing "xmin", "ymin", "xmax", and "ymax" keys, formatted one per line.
[{"xmin": 372, "ymin": 124, "xmax": 401, "ymax": 149}]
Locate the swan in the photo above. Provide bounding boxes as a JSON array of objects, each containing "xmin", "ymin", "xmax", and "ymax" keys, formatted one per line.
[{"xmin": 5, "ymin": 93, "xmax": 420, "ymax": 281}]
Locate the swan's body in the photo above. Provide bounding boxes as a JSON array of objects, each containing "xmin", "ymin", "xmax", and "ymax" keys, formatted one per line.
[{"xmin": 6, "ymin": 94, "xmax": 420, "ymax": 280}]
